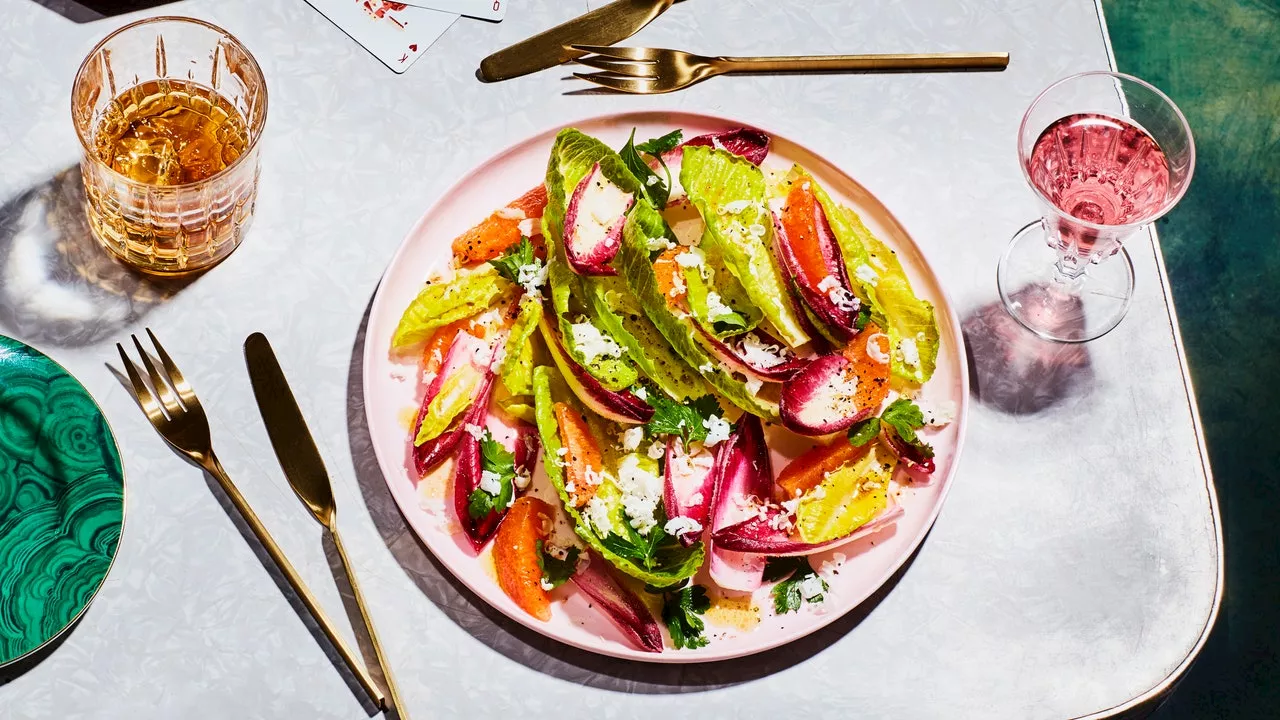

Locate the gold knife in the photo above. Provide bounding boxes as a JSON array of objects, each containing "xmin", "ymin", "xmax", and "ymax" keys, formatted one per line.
[
  {"xmin": 479, "ymin": 0, "xmax": 675, "ymax": 82},
  {"xmin": 244, "ymin": 333, "xmax": 409, "ymax": 719}
]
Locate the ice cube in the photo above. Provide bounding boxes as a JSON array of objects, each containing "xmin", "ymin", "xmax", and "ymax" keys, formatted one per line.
[
  {"xmin": 112, "ymin": 136, "xmax": 182, "ymax": 185},
  {"xmin": 176, "ymin": 136, "xmax": 225, "ymax": 183}
]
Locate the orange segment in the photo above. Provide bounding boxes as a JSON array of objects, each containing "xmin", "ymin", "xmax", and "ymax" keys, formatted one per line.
[
  {"xmin": 492, "ymin": 497, "xmax": 554, "ymax": 622},
  {"xmin": 652, "ymin": 247, "xmax": 689, "ymax": 312},
  {"xmin": 841, "ymin": 322, "xmax": 892, "ymax": 414},
  {"xmin": 777, "ymin": 439, "xmax": 868, "ymax": 500},
  {"xmin": 553, "ymin": 402, "xmax": 604, "ymax": 508},
  {"xmin": 781, "ymin": 183, "xmax": 828, "ymax": 286},
  {"xmin": 451, "ymin": 185, "xmax": 550, "ymax": 265},
  {"xmin": 421, "ymin": 318, "xmax": 472, "ymax": 377}
]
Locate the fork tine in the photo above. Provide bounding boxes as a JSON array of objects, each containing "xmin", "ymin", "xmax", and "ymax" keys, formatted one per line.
[
  {"xmin": 575, "ymin": 55, "xmax": 659, "ymax": 78},
  {"xmin": 146, "ymin": 328, "xmax": 197, "ymax": 406},
  {"xmin": 118, "ymin": 343, "xmax": 165, "ymax": 423},
  {"xmin": 573, "ymin": 71, "xmax": 658, "ymax": 94},
  {"xmin": 570, "ymin": 44, "xmax": 656, "ymax": 61},
  {"xmin": 132, "ymin": 334, "xmax": 183, "ymax": 416}
]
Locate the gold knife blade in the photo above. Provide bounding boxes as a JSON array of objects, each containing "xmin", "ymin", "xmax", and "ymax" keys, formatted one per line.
[
  {"xmin": 479, "ymin": 0, "xmax": 675, "ymax": 82},
  {"xmin": 245, "ymin": 332, "xmax": 337, "ymax": 530}
]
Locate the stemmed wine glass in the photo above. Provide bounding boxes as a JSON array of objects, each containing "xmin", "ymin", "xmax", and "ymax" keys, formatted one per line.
[{"xmin": 997, "ymin": 71, "xmax": 1195, "ymax": 343}]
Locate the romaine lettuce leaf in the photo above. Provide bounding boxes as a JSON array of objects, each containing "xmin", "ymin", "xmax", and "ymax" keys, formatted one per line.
[
  {"xmin": 801, "ymin": 168, "xmax": 939, "ymax": 383},
  {"xmin": 795, "ymin": 444, "xmax": 894, "ymax": 543},
  {"xmin": 680, "ymin": 145, "xmax": 810, "ymax": 347},
  {"xmin": 392, "ymin": 266, "xmax": 508, "ymax": 350},
  {"xmin": 532, "ymin": 366, "xmax": 704, "ymax": 585},
  {"xmin": 500, "ymin": 298, "xmax": 542, "ymax": 397},
  {"xmin": 414, "ymin": 364, "xmax": 485, "ymax": 445},
  {"xmin": 585, "ymin": 275, "xmax": 707, "ymax": 401},
  {"xmin": 616, "ymin": 198, "xmax": 780, "ymax": 420}
]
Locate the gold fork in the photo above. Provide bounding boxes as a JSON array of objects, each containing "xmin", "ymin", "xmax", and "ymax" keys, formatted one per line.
[
  {"xmin": 572, "ymin": 44, "xmax": 1010, "ymax": 94},
  {"xmin": 116, "ymin": 329, "xmax": 387, "ymax": 711}
]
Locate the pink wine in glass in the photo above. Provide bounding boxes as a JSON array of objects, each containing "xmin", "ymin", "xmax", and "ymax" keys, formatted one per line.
[{"xmin": 1027, "ymin": 113, "xmax": 1171, "ymax": 226}]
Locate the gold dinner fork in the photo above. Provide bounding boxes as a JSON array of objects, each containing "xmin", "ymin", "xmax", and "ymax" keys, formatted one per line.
[
  {"xmin": 116, "ymin": 329, "xmax": 387, "ymax": 711},
  {"xmin": 572, "ymin": 44, "xmax": 1010, "ymax": 94}
]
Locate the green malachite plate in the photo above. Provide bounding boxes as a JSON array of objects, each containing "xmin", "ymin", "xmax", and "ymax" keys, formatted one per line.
[{"xmin": 0, "ymin": 334, "xmax": 124, "ymax": 667}]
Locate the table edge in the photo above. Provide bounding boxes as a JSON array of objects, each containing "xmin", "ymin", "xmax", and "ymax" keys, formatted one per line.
[{"xmin": 1076, "ymin": 2, "xmax": 1225, "ymax": 718}]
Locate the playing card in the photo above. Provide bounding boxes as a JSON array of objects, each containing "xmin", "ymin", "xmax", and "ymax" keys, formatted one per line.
[
  {"xmin": 399, "ymin": 0, "xmax": 506, "ymax": 22},
  {"xmin": 305, "ymin": 0, "xmax": 459, "ymax": 73}
]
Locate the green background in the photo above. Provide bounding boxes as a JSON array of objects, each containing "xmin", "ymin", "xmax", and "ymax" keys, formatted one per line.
[{"xmin": 1103, "ymin": 0, "xmax": 1279, "ymax": 717}]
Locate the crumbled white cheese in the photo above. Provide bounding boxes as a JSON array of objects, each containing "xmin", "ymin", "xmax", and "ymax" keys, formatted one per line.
[
  {"xmin": 645, "ymin": 235, "xmax": 676, "ymax": 252},
  {"xmin": 780, "ymin": 497, "xmax": 803, "ymax": 515},
  {"xmin": 698, "ymin": 362, "xmax": 715, "ymax": 374},
  {"xmin": 491, "ymin": 342, "xmax": 508, "ymax": 368},
  {"xmin": 646, "ymin": 175, "xmax": 660, "ymax": 186},
  {"xmin": 675, "ymin": 250, "xmax": 704, "ymax": 268},
  {"xmin": 669, "ymin": 272, "xmax": 686, "ymax": 297},
  {"xmin": 664, "ymin": 516, "xmax": 703, "ymax": 537},
  {"xmin": 569, "ymin": 322, "xmax": 623, "ymax": 362},
  {"xmin": 540, "ymin": 578, "xmax": 556, "ymax": 591},
  {"xmin": 801, "ymin": 181, "xmax": 811, "ymax": 192},
  {"xmin": 585, "ymin": 496, "xmax": 613, "ymax": 534},
  {"xmin": 817, "ymin": 275, "xmax": 840, "ymax": 293},
  {"xmin": 464, "ymin": 423, "xmax": 485, "ymax": 441},
  {"xmin": 616, "ymin": 455, "xmax": 663, "ymax": 536},
  {"xmin": 635, "ymin": 387, "xmax": 648, "ymax": 400},
  {"xmin": 748, "ymin": 223, "xmax": 767, "ymax": 238},
  {"xmin": 647, "ymin": 440, "xmax": 667, "ymax": 459},
  {"xmin": 899, "ymin": 337, "xmax": 921, "ymax": 368},
  {"xmin": 620, "ymin": 427, "xmax": 645, "ymax": 452},
  {"xmin": 722, "ymin": 199, "xmax": 751, "ymax": 214},
  {"xmin": 516, "ymin": 262, "xmax": 547, "ymax": 295},
  {"xmin": 479, "ymin": 470, "xmax": 502, "ymax": 496},
  {"xmin": 495, "ymin": 207, "xmax": 526, "ymax": 220},
  {"xmin": 517, "ymin": 218, "xmax": 536, "ymax": 237},
  {"xmin": 702, "ymin": 415, "xmax": 732, "ymax": 447},
  {"xmin": 513, "ymin": 471, "xmax": 531, "ymax": 491},
  {"xmin": 556, "ymin": 446, "xmax": 569, "ymax": 457},
  {"xmin": 854, "ymin": 264, "xmax": 880, "ymax": 286},
  {"xmin": 866, "ymin": 333, "xmax": 891, "ymax": 365},
  {"xmin": 799, "ymin": 574, "xmax": 826, "ymax": 601},
  {"xmin": 583, "ymin": 468, "xmax": 604, "ymax": 486},
  {"xmin": 739, "ymin": 333, "xmax": 788, "ymax": 369},
  {"xmin": 921, "ymin": 400, "xmax": 957, "ymax": 426},
  {"xmin": 564, "ymin": 480, "xmax": 576, "ymax": 494},
  {"xmin": 704, "ymin": 291, "xmax": 737, "ymax": 323},
  {"xmin": 829, "ymin": 286, "xmax": 860, "ymax": 313},
  {"xmin": 744, "ymin": 377, "xmax": 763, "ymax": 396}
]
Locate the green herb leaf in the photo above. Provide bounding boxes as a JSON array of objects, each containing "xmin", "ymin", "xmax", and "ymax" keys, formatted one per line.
[
  {"xmin": 662, "ymin": 584, "xmax": 711, "ymax": 649},
  {"xmin": 765, "ymin": 557, "xmax": 828, "ymax": 615},
  {"xmin": 635, "ymin": 130, "xmax": 683, "ymax": 155},
  {"xmin": 489, "ymin": 236, "xmax": 538, "ymax": 285},
  {"xmin": 880, "ymin": 398, "xmax": 933, "ymax": 458},
  {"xmin": 468, "ymin": 432, "xmax": 515, "ymax": 520},
  {"xmin": 536, "ymin": 541, "xmax": 581, "ymax": 589},
  {"xmin": 643, "ymin": 392, "xmax": 723, "ymax": 444},
  {"xmin": 847, "ymin": 417, "xmax": 881, "ymax": 447},
  {"xmin": 620, "ymin": 129, "xmax": 683, "ymax": 210},
  {"xmin": 855, "ymin": 305, "xmax": 872, "ymax": 331}
]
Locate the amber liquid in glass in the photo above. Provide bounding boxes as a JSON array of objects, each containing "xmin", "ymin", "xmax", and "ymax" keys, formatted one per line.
[
  {"xmin": 94, "ymin": 79, "xmax": 248, "ymax": 185},
  {"xmin": 84, "ymin": 79, "xmax": 257, "ymax": 274}
]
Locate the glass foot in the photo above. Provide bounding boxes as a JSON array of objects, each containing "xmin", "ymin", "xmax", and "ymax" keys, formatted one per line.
[{"xmin": 997, "ymin": 221, "xmax": 1135, "ymax": 343}]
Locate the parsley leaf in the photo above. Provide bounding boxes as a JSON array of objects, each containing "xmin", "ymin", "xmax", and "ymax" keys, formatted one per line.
[
  {"xmin": 635, "ymin": 129, "xmax": 683, "ymax": 155},
  {"xmin": 854, "ymin": 305, "xmax": 872, "ymax": 331},
  {"xmin": 597, "ymin": 503, "xmax": 696, "ymax": 576},
  {"xmin": 536, "ymin": 540, "xmax": 580, "ymax": 589},
  {"xmin": 467, "ymin": 432, "xmax": 515, "ymax": 519},
  {"xmin": 881, "ymin": 398, "xmax": 934, "ymax": 458},
  {"xmin": 488, "ymin": 236, "xmax": 537, "ymax": 285},
  {"xmin": 662, "ymin": 584, "xmax": 711, "ymax": 649},
  {"xmin": 643, "ymin": 392, "xmax": 723, "ymax": 444},
  {"xmin": 847, "ymin": 417, "xmax": 881, "ymax": 447},
  {"xmin": 764, "ymin": 557, "xmax": 828, "ymax": 615},
  {"xmin": 620, "ymin": 128, "xmax": 683, "ymax": 210}
]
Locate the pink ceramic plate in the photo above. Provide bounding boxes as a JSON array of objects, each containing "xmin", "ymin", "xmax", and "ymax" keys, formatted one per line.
[{"xmin": 363, "ymin": 111, "xmax": 969, "ymax": 663}]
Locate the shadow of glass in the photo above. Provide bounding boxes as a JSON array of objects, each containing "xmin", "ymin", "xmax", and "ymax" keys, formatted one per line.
[
  {"xmin": 962, "ymin": 286, "xmax": 1095, "ymax": 416},
  {"xmin": 343, "ymin": 297, "xmax": 913, "ymax": 689},
  {"xmin": 26, "ymin": 0, "xmax": 183, "ymax": 23},
  {"xmin": 0, "ymin": 614, "xmax": 79, "ymax": 686},
  {"xmin": 0, "ymin": 167, "xmax": 193, "ymax": 346}
]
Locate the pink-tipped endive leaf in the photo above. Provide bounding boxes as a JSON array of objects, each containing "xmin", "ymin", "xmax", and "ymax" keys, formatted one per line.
[
  {"xmin": 694, "ymin": 326, "xmax": 807, "ymax": 382},
  {"xmin": 539, "ymin": 314, "xmax": 653, "ymax": 424},
  {"xmin": 413, "ymin": 331, "xmax": 499, "ymax": 475},
  {"xmin": 711, "ymin": 503, "xmax": 904, "ymax": 556},
  {"xmin": 449, "ymin": 378, "xmax": 501, "ymax": 550},
  {"xmin": 663, "ymin": 437, "xmax": 717, "ymax": 546},
  {"xmin": 681, "ymin": 128, "xmax": 772, "ymax": 166},
  {"xmin": 563, "ymin": 163, "xmax": 634, "ymax": 276},
  {"xmin": 881, "ymin": 426, "xmax": 936, "ymax": 481},
  {"xmin": 779, "ymin": 354, "xmax": 874, "ymax": 436},
  {"xmin": 706, "ymin": 415, "xmax": 773, "ymax": 592},
  {"xmin": 570, "ymin": 552, "xmax": 664, "ymax": 653},
  {"xmin": 771, "ymin": 202, "xmax": 859, "ymax": 340}
]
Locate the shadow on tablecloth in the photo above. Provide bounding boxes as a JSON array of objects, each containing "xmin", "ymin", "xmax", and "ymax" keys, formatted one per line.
[
  {"xmin": 0, "ymin": 167, "xmax": 192, "ymax": 347},
  {"xmin": 343, "ymin": 299, "xmax": 918, "ymax": 692}
]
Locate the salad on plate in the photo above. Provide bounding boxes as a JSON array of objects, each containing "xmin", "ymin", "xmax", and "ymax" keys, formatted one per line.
[{"xmin": 387, "ymin": 125, "xmax": 951, "ymax": 653}]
